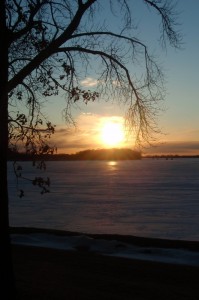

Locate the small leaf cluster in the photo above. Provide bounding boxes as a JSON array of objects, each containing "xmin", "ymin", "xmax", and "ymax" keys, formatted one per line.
[
  {"xmin": 70, "ymin": 87, "xmax": 99, "ymax": 104},
  {"xmin": 32, "ymin": 176, "xmax": 50, "ymax": 195}
]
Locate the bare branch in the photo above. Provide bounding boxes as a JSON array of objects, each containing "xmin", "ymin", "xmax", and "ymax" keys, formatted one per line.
[
  {"xmin": 7, "ymin": 0, "xmax": 96, "ymax": 92},
  {"xmin": 57, "ymin": 46, "xmax": 140, "ymax": 98},
  {"xmin": 144, "ymin": 0, "xmax": 181, "ymax": 48}
]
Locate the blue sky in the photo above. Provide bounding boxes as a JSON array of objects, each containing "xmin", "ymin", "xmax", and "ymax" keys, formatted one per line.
[{"xmin": 44, "ymin": 0, "xmax": 199, "ymax": 155}]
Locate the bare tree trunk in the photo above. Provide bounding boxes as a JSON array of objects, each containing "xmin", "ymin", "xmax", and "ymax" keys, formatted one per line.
[{"xmin": 0, "ymin": 1, "xmax": 17, "ymax": 298}]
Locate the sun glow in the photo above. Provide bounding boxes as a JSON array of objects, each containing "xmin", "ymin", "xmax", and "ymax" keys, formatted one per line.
[{"xmin": 100, "ymin": 121, "xmax": 125, "ymax": 147}]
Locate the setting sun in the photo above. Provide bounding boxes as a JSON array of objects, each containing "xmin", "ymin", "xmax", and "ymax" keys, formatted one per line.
[{"xmin": 100, "ymin": 121, "xmax": 125, "ymax": 147}]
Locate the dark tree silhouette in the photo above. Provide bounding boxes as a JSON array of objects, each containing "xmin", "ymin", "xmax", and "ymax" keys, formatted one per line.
[{"xmin": 0, "ymin": 0, "xmax": 181, "ymax": 298}]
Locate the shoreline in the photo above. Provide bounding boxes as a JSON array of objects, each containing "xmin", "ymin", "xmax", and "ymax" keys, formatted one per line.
[
  {"xmin": 10, "ymin": 226, "xmax": 199, "ymax": 251},
  {"xmin": 13, "ymin": 243, "xmax": 199, "ymax": 300},
  {"xmin": 11, "ymin": 227, "xmax": 199, "ymax": 299}
]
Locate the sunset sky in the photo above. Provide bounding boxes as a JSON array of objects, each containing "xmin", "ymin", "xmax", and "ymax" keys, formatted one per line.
[{"xmin": 43, "ymin": 0, "xmax": 199, "ymax": 155}]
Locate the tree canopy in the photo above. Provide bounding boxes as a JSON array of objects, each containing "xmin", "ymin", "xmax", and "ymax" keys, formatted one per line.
[{"xmin": 6, "ymin": 0, "xmax": 181, "ymax": 154}]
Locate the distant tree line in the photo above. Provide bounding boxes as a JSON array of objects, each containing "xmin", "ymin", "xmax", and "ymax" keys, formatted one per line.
[
  {"xmin": 8, "ymin": 148, "xmax": 142, "ymax": 161},
  {"xmin": 145, "ymin": 154, "xmax": 199, "ymax": 159}
]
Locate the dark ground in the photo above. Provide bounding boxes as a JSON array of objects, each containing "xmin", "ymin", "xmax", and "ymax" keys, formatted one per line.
[{"xmin": 12, "ymin": 244, "xmax": 199, "ymax": 300}]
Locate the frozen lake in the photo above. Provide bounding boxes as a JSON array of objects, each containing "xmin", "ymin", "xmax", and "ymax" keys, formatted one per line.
[{"xmin": 8, "ymin": 158, "xmax": 199, "ymax": 241}]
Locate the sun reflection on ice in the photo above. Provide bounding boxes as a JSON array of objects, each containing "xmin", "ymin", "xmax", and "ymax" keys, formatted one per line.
[
  {"xmin": 107, "ymin": 161, "xmax": 117, "ymax": 167},
  {"xmin": 107, "ymin": 161, "xmax": 118, "ymax": 173}
]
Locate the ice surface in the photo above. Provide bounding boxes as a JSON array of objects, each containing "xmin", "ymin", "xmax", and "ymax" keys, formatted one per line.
[{"xmin": 8, "ymin": 159, "xmax": 199, "ymax": 241}]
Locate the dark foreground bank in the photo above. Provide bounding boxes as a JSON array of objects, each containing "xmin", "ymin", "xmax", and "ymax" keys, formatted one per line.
[{"xmin": 12, "ymin": 242, "xmax": 199, "ymax": 300}]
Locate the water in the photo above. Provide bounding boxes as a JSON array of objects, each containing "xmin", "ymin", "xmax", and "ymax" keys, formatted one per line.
[{"xmin": 8, "ymin": 158, "xmax": 199, "ymax": 241}]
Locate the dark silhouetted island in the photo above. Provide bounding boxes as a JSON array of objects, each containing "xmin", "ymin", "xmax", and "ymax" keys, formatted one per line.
[{"xmin": 8, "ymin": 148, "xmax": 142, "ymax": 161}]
